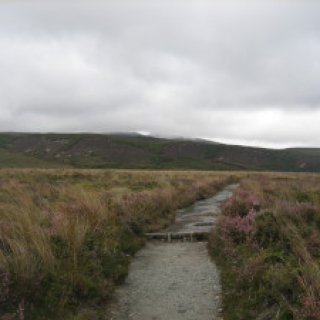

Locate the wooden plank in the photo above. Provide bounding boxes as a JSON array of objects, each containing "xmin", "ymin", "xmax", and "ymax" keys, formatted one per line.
[{"xmin": 145, "ymin": 231, "xmax": 209, "ymax": 241}]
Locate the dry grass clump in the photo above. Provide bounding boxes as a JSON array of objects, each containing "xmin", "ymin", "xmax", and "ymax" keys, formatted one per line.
[
  {"xmin": 210, "ymin": 173, "xmax": 320, "ymax": 320},
  {"xmin": 0, "ymin": 169, "xmax": 239, "ymax": 319}
]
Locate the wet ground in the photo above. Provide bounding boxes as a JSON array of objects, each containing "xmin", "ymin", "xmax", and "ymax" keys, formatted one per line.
[
  {"xmin": 106, "ymin": 184, "xmax": 238, "ymax": 320},
  {"xmin": 165, "ymin": 184, "xmax": 238, "ymax": 233}
]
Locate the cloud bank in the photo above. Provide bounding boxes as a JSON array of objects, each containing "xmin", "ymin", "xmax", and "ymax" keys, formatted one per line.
[{"xmin": 0, "ymin": 0, "xmax": 320, "ymax": 148}]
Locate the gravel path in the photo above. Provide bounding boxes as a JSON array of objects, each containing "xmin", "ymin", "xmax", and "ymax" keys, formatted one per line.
[
  {"xmin": 106, "ymin": 184, "xmax": 237, "ymax": 320},
  {"xmin": 106, "ymin": 242, "xmax": 222, "ymax": 320},
  {"xmin": 165, "ymin": 184, "xmax": 238, "ymax": 233}
]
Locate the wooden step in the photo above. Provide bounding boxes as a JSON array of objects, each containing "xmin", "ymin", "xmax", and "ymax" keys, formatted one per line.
[{"xmin": 145, "ymin": 231, "xmax": 209, "ymax": 242}]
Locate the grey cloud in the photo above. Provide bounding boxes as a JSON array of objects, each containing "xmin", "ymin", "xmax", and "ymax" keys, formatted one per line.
[{"xmin": 0, "ymin": 0, "xmax": 320, "ymax": 147}]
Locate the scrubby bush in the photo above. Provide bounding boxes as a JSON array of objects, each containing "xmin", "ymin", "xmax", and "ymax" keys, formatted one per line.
[{"xmin": 210, "ymin": 174, "xmax": 320, "ymax": 320}]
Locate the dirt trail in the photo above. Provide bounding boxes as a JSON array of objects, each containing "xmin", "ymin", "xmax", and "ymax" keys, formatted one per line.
[{"xmin": 106, "ymin": 184, "xmax": 238, "ymax": 320}]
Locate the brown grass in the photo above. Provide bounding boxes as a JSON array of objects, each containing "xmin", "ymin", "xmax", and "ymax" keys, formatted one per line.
[{"xmin": 0, "ymin": 169, "xmax": 240, "ymax": 319}]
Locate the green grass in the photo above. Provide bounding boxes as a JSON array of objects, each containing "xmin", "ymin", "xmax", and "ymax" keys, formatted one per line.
[
  {"xmin": 0, "ymin": 148, "xmax": 65, "ymax": 168},
  {"xmin": 0, "ymin": 133, "xmax": 320, "ymax": 171}
]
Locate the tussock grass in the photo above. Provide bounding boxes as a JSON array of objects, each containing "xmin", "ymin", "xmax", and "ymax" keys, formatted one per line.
[{"xmin": 0, "ymin": 169, "xmax": 239, "ymax": 319}]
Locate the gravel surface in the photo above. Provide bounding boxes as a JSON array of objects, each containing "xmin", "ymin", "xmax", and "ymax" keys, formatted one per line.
[
  {"xmin": 106, "ymin": 242, "xmax": 222, "ymax": 320},
  {"xmin": 106, "ymin": 184, "xmax": 238, "ymax": 320}
]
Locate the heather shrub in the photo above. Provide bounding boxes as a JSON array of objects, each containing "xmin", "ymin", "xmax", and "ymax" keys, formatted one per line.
[
  {"xmin": 254, "ymin": 211, "xmax": 286, "ymax": 249},
  {"xmin": 222, "ymin": 187, "xmax": 261, "ymax": 217},
  {"xmin": 210, "ymin": 174, "xmax": 320, "ymax": 320}
]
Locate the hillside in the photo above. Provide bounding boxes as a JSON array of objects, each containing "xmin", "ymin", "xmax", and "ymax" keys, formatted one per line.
[
  {"xmin": 0, "ymin": 147, "xmax": 66, "ymax": 169},
  {"xmin": 0, "ymin": 132, "xmax": 319, "ymax": 171}
]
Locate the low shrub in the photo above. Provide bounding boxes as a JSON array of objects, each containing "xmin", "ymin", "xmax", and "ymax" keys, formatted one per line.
[{"xmin": 210, "ymin": 174, "xmax": 320, "ymax": 320}]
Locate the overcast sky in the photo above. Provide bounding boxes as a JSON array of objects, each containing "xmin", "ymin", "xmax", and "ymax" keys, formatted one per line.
[{"xmin": 0, "ymin": 1, "xmax": 320, "ymax": 148}]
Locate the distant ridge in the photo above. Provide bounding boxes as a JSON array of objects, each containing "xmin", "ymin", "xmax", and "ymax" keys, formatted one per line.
[{"xmin": 0, "ymin": 132, "xmax": 319, "ymax": 171}]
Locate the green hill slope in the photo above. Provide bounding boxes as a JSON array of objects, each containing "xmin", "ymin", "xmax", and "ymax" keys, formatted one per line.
[
  {"xmin": 0, "ymin": 132, "xmax": 319, "ymax": 171},
  {"xmin": 0, "ymin": 148, "xmax": 65, "ymax": 168}
]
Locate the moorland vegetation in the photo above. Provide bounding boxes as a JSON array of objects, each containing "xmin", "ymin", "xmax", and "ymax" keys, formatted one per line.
[
  {"xmin": 211, "ymin": 173, "xmax": 320, "ymax": 319},
  {"xmin": 1, "ymin": 168, "xmax": 320, "ymax": 319},
  {"xmin": 0, "ymin": 169, "xmax": 238, "ymax": 319},
  {"xmin": 1, "ymin": 133, "xmax": 320, "ymax": 172}
]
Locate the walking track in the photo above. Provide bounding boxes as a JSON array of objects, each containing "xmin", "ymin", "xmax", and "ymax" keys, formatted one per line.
[{"xmin": 106, "ymin": 184, "xmax": 238, "ymax": 320}]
